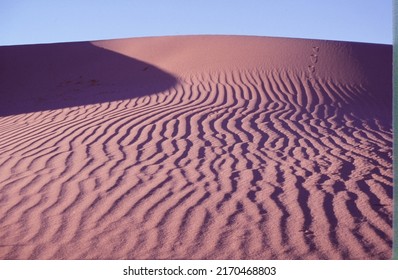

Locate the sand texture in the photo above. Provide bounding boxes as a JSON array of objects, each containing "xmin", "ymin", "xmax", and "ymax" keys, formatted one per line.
[{"xmin": 0, "ymin": 36, "xmax": 392, "ymax": 259}]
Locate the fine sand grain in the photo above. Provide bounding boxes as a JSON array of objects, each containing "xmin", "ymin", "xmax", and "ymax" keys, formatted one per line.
[{"xmin": 0, "ymin": 35, "xmax": 392, "ymax": 259}]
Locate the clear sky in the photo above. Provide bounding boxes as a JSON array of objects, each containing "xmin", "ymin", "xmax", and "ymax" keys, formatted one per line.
[{"xmin": 0, "ymin": 0, "xmax": 393, "ymax": 46}]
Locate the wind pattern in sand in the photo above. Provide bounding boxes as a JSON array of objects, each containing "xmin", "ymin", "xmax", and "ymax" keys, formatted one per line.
[{"xmin": 0, "ymin": 37, "xmax": 392, "ymax": 259}]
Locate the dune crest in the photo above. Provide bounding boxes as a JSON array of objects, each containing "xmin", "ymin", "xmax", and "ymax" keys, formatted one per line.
[{"xmin": 0, "ymin": 36, "xmax": 392, "ymax": 259}]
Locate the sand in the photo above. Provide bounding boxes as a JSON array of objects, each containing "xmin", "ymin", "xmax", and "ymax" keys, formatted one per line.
[{"xmin": 0, "ymin": 35, "xmax": 392, "ymax": 259}]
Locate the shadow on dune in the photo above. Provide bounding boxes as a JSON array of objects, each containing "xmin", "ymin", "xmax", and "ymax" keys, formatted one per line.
[
  {"xmin": 345, "ymin": 43, "xmax": 392, "ymax": 119},
  {"xmin": 349, "ymin": 43, "xmax": 392, "ymax": 94},
  {"xmin": 0, "ymin": 41, "xmax": 178, "ymax": 116}
]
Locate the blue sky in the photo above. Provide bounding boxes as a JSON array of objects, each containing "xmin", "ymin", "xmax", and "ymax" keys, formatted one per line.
[{"xmin": 0, "ymin": 0, "xmax": 393, "ymax": 46}]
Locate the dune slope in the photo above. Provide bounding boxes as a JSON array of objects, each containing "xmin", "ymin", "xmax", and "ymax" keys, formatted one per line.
[{"xmin": 0, "ymin": 36, "xmax": 392, "ymax": 259}]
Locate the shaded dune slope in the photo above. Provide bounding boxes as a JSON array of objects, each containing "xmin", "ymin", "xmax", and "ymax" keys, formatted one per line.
[
  {"xmin": 0, "ymin": 41, "xmax": 177, "ymax": 116},
  {"xmin": 0, "ymin": 36, "xmax": 392, "ymax": 259}
]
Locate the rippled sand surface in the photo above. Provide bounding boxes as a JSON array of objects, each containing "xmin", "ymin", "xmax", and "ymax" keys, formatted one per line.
[{"xmin": 0, "ymin": 36, "xmax": 392, "ymax": 259}]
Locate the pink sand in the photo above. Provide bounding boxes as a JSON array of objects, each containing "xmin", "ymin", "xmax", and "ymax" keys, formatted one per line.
[{"xmin": 0, "ymin": 35, "xmax": 392, "ymax": 259}]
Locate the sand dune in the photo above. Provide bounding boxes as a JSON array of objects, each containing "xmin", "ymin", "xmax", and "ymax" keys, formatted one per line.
[{"xmin": 0, "ymin": 35, "xmax": 392, "ymax": 259}]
